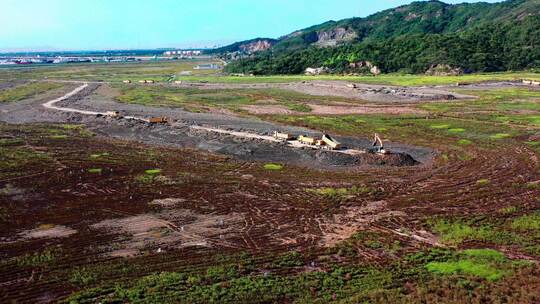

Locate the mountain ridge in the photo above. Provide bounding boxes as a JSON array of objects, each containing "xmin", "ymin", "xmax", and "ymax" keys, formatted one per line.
[{"xmin": 219, "ymin": 0, "xmax": 539, "ymax": 74}]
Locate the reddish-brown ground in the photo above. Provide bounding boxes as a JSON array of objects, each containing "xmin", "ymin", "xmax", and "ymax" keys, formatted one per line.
[{"xmin": 0, "ymin": 123, "xmax": 539, "ymax": 302}]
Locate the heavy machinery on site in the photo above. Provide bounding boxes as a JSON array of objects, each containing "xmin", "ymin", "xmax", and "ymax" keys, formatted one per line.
[
  {"xmin": 105, "ymin": 111, "xmax": 121, "ymax": 118},
  {"xmin": 321, "ymin": 134, "xmax": 342, "ymax": 150},
  {"xmin": 298, "ymin": 135, "xmax": 316, "ymax": 145},
  {"xmin": 371, "ymin": 133, "xmax": 386, "ymax": 154},
  {"xmin": 295, "ymin": 133, "xmax": 342, "ymax": 150},
  {"xmin": 522, "ymin": 79, "xmax": 540, "ymax": 86},
  {"xmin": 273, "ymin": 131, "xmax": 293, "ymax": 141},
  {"xmin": 148, "ymin": 117, "xmax": 169, "ymax": 124}
]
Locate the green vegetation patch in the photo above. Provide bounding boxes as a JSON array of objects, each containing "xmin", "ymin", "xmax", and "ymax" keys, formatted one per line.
[
  {"xmin": 49, "ymin": 134, "xmax": 68, "ymax": 139},
  {"xmin": 448, "ymin": 128, "xmax": 466, "ymax": 133},
  {"xmin": 0, "ymin": 138, "xmax": 24, "ymax": 146},
  {"xmin": 87, "ymin": 168, "xmax": 102, "ymax": 174},
  {"xmin": 457, "ymin": 139, "xmax": 472, "ymax": 146},
  {"xmin": 476, "ymin": 179, "xmax": 491, "ymax": 186},
  {"xmin": 8, "ymin": 248, "xmax": 60, "ymax": 268},
  {"xmin": 145, "ymin": 169, "xmax": 162, "ymax": 175},
  {"xmin": 263, "ymin": 163, "xmax": 283, "ymax": 170},
  {"xmin": 430, "ymin": 219, "xmax": 495, "ymax": 246},
  {"xmin": 490, "ymin": 133, "xmax": 511, "ymax": 140},
  {"xmin": 70, "ymin": 267, "xmax": 98, "ymax": 287},
  {"xmin": 430, "ymin": 124, "xmax": 451, "ymax": 129},
  {"xmin": 426, "ymin": 249, "xmax": 509, "ymax": 281},
  {"xmin": 511, "ymin": 213, "xmax": 540, "ymax": 231},
  {"xmin": 0, "ymin": 82, "xmax": 63, "ymax": 103},
  {"xmin": 307, "ymin": 185, "xmax": 371, "ymax": 199}
]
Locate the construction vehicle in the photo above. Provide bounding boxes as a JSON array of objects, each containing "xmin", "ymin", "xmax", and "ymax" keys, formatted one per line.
[
  {"xmin": 123, "ymin": 80, "xmax": 131, "ymax": 84},
  {"xmin": 273, "ymin": 131, "xmax": 293, "ymax": 141},
  {"xmin": 523, "ymin": 79, "xmax": 540, "ymax": 86},
  {"xmin": 346, "ymin": 83, "xmax": 357, "ymax": 89},
  {"xmin": 298, "ymin": 135, "xmax": 317, "ymax": 145},
  {"xmin": 371, "ymin": 133, "xmax": 386, "ymax": 154},
  {"xmin": 138, "ymin": 80, "xmax": 147, "ymax": 84},
  {"xmin": 148, "ymin": 117, "xmax": 168, "ymax": 124},
  {"xmin": 105, "ymin": 111, "xmax": 120, "ymax": 118},
  {"xmin": 146, "ymin": 80, "xmax": 155, "ymax": 84},
  {"xmin": 322, "ymin": 134, "xmax": 342, "ymax": 150}
]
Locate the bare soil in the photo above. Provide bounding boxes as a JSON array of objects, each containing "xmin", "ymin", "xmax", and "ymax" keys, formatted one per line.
[{"xmin": 174, "ymin": 80, "xmax": 476, "ymax": 103}]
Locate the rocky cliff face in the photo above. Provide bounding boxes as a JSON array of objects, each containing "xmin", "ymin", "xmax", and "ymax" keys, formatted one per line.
[
  {"xmin": 314, "ymin": 27, "xmax": 357, "ymax": 47},
  {"xmin": 239, "ymin": 40, "xmax": 274, "ymax": 53}
]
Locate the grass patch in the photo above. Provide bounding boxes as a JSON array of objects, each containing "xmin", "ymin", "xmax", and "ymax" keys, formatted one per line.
[
  {"xmin": 307, "ymin": 185, "xmax": 371, "ymax": 199},
  {"xmin": 499, "ymin": 206, "xmax": 519, "ymax": 215},
  {"xmin": 511, "ymin": 213, "xmax": 540, "ymax": 231},
  {"xmin": 87, "ymin": 168, "xmax": 102, "ymax": 174},
  {"xmin": 490, "ymin": 133, "xmax": 511, "ymax": 140},
  {"xmin": 145, "ymin": 169, "xmax": 162, "ymax": 175},
  {"xmin": 49, "ymin": 134, "xmax": 68, "ymax": 139},
  {"xmin": 430, "ymin": 219, "xmax": 495, "ymax": 246},
  {"xmin": 0, "ymin": 138, "xmax": 24, "ymax": 146},
  {"xmin": 263, "ymin": 163, "xmax": 283, "ymax": 170},
  {"xmin": 12, "ymin": 248, "xmax": 59, "ymax": 268},
  {"xmin": 89, "ymin": 152, "xmax": 110, "ymax": 159},
  {"xmin": 448, "ymin": 128, "xmax": 465, "ymax": 133},
  {"xmin": 430, "ymin": 124, "xmax": 451, "ymax": 129},
  {"xmin": 476, "ymin": 179, "xmax": 490, "ymax": 186},
  {"xmin": 0, "ymin": 82, "xmax": 63, "ymax": 103},
  {"xmin": 70, "ymin": 267, "xmax": 98, "ymax": 287},
  {"xmin": 426, "ymin": 249, "xmax": 508, "ymax": 281},
  {"xmin": 457, "ymin": 139, "xmax": 472, "ymax": 146}
]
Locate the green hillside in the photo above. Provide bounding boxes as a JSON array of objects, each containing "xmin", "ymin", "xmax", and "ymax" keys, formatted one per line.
[{"xmin": 223, "ymin": 0, "xmax": 540, "ymax": 74}]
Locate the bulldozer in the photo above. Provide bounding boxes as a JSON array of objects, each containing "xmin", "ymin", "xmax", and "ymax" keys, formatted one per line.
[{"xmin": 371, "ymin": 133, "xmax": 386, "ymax": 154}]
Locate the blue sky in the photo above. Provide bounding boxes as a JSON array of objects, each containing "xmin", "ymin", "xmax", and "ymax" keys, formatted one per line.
[{"xmin": 0, "ymin": 0, "xmax": 503, "ymax": 51}]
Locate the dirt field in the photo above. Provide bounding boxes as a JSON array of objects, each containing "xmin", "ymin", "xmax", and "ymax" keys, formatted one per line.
[
  {"xmin": 0, "ymin": 83, "xmax": 433, "ymax": 169},
  {"xmin": 174, "ymin": 80, "xmax": 478, "ymax": 103},
  {"xmin": 1, "ymin": 74, "xmax": 539, "ymax": 303}
]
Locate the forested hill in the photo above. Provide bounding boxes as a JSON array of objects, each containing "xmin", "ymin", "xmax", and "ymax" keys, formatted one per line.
[{"xmin": 222, "ymin": 0, "xmax": 540, "ymax": 75}]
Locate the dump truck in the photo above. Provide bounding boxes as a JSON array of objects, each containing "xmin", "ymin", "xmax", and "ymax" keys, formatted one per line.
[
  {"xmin": 346, "ymin": 83, "xmax": 357, "ymax": 89},
  {"xmin": 123, "ymin": 80, "xmax": 131, "ymax": 84},
  {"xmin": 322, "ymin": 134, "xmax": 342, "ymax": 150},
  {"xmin": 148, "ymin": 117, "xmax": 168, "ymax": 124},
  {"xmin": 138, "ymin": 80, "xmax": 147, "ymax": 84},
  {"xmin": 146, "ymin": 80, "xmax": 155, "ymax": 84},
  {"xmin": 273, "ymin": 131, "xmax": 293, "ymax": 141},
  {"xmin": 298, "ymin": 135, "xmax": 317, "ymax": 145}
]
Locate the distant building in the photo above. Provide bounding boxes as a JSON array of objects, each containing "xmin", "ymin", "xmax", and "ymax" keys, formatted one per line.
[
  {"xmin": 194, "ymin": 64, "xmax": 221, "ymax": 70},
  {"xmin": 164, "ymin": 50, "xmax": 202, "ymax": 57}
]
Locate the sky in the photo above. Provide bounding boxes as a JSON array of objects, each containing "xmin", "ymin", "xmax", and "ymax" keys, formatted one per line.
[{"xmin": 0, "ymin": 0, "xmax": 504, "ymax": 51}]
